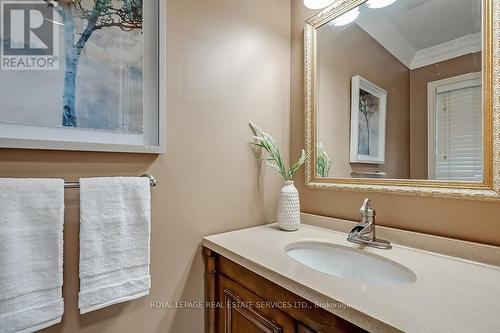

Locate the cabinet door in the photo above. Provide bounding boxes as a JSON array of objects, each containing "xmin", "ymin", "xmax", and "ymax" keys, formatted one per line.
[{"xmin": 219, "ymin": 275, "xmax": 296, "ymax": 333}]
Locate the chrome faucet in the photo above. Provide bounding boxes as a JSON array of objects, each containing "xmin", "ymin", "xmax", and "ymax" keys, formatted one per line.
[{"xmin": 347, "ymin": 198, "xmax": 391, "ymax": 249}]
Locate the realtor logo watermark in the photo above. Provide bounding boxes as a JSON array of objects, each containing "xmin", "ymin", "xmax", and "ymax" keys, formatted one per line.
[{"xmin": 1, "ymin": 1, "xmax": 59, "ymax": 70}]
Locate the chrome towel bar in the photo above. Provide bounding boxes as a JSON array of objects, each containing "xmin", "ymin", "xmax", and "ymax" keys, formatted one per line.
[{"xmin": 64, "ymin": 174, "xmax": 157, "ymax": 188}]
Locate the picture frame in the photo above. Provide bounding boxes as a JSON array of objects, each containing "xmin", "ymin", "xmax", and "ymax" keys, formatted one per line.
[
  {"xmin": 304, "ymin": 0, "xmax": 500, "ymax": 202},
  {"xmin": 349, "ymin": 75, "xmax": 387, "ymax": 164},
  {"xmin": 0, "ymin": 0, "xmax": 166, "ymax": 154}
]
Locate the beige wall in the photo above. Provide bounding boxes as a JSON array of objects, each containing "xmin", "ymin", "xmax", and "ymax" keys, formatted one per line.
[
  {"xmin": 409, "ymin": 53, "xmax": 482, "ymax": 179},
  {"xmin": 317, "ymin": 24, "xmax": 410, "ymax": 179},
  {"xmin": 0, "ymin": 0, "xmax": 290, "ymax": 332},
  {"xmin": 291, "ymin": 0, "xmax": 500, "ymax": 246}
]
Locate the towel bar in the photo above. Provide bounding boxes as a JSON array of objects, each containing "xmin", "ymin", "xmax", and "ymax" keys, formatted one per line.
[{"xmin": 64, "ymin": 174, "xmax": 157, "ymax": 188}]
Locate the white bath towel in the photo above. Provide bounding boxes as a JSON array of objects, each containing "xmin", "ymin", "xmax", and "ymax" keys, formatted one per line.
[
  {"xmin": 78, "ymin": 177, "xmax": 151, "ymax": 314},
  {"xmin": 0, "ymin": 178, "xmax": 64, "ymax": 333}
]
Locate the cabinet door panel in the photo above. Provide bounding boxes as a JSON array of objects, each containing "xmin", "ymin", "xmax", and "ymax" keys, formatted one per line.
[
  {"xmin": 225, "ymin": 288, "xmax": 282, "ymax": 333},
  {"xmin": 219, "ymin": 275, "xmax": 295, "ymax": 333}
]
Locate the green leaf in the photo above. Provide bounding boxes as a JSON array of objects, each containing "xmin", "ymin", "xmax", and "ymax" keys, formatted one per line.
[{"xmin": 248, "ymin": 122, "xmax": 308, "ymax": 181}]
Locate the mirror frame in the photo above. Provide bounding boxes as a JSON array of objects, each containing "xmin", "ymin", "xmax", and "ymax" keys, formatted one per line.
[{"xmin": 304, "ymin": 0, "xmax": 500, "ymax": 201}]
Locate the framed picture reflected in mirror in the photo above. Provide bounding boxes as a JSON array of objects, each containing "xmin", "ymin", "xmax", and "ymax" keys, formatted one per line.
[{"xmin": 349, "ymin": 75, "xmax": 387, "ymax": 164}]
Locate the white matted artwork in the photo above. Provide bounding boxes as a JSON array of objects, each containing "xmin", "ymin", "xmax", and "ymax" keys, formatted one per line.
[
  {"xmin": 349, "ymin": 75, "xmax": 386, "ymax": 164},
  {"xmin": 0, "ymin": 0, "xmax": 165, "ymax": 153}
]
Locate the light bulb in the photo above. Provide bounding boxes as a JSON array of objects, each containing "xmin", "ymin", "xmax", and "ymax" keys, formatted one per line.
[
  {"xmin": 303, "ymin": 0, "xmax": 336, "ymax": 9},
  {"xmin": 366, "ymin": 0, "xmax": 397, "ymax": 9},
  {"xmin": 330, "ymin": 7, "xmax": 360, "ymax": 26}
]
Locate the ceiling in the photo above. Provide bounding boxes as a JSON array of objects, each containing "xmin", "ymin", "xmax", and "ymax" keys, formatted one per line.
[
  {"xmin": 379, "ymin": 0, "xmax": 481, "ymax": 50},
  {"xmin": 352, "ymin": 0, "xmax": 482, "ymax": 68}
]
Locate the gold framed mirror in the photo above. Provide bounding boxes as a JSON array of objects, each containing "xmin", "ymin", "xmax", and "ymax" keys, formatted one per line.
[{"xmin": 304, "ymin": 0, "xmax": 499, "ymax": 201}]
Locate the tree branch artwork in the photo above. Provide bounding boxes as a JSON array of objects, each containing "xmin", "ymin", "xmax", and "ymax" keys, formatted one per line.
[
  {"xmin": 43, "ymin": 0, "xmax": 143, "ymax": 127},
  {"xmin": 359, "ymin": 90, "xmax": 379, "ymax": 155}
]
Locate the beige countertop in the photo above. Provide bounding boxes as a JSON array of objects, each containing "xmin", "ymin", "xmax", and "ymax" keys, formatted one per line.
[{"xmin": 202, "ymin": 219, "xmax": 500, "ymax": 333}]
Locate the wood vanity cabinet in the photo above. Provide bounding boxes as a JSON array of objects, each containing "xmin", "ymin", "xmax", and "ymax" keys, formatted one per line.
[{"xmin": 203, "ymin": 247, "xmax": 366, "ymax": 333}]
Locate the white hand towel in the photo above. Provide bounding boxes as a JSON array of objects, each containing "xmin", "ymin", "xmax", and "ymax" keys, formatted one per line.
[
  {"xmin": 0, "ymin": 178, "xmax": 64, "ymax": 333},
  {"xmin": 78, "ymin": 177, "xmax": 151, "ymax": 314}
]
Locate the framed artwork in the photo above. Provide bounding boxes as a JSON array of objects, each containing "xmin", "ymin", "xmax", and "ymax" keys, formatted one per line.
[
  {"xmin": 0, "ymin": 0, "xmax": 165, "ymax": 153},
  {"xmin": 349, "ymin": 75, "xmax": 386, "ymax": 164}
]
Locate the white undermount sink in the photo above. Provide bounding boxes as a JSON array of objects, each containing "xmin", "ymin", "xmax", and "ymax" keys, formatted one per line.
[{"xmin": 286, "ymin": 241, "xmax": 417, "ymax": 285}]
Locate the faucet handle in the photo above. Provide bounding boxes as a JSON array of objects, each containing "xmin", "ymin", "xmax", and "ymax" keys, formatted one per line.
[
  {"xmin": 359, "ymin": 198, "xmax": 375, "ymax": 221},
  {"xmin": 359, "ymin": 198, "xmax": 372, "ymax": 214}
]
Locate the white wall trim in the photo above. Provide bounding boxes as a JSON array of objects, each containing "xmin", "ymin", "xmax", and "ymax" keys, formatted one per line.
[
  {"xmin": 356, "ymin": 22, "xmax": 481, "ymax": 71},
  {"xmin": 411, "ymin": 33, "xmax": 482, "ymax": 70}
]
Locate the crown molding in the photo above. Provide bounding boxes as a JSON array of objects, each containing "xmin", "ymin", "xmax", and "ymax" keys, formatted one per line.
[{"xmin": 410, "ymin": 33, "xmax": 482, "ymax": 69}]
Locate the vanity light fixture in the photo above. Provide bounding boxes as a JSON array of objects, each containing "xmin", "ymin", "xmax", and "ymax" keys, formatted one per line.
[
  {"xmin": 366, "ymin": 0, "xmax": 398, "ymax": 9},
  {"xmin": 329, "ymin": 7, "xmax": 360, "ymax": 26},
  {"xmin": 303, "ymin": 0, "xmax": 335, "ymax": 10}
]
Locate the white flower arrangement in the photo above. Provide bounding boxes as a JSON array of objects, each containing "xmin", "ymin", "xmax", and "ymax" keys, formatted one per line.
[
  {"xmin": 317, "ymin": 142, "xmax": 332, "ymax": 177},
  {"xmin": 249, "ymin": 122, "xmax": 309, "ymax": 181}
]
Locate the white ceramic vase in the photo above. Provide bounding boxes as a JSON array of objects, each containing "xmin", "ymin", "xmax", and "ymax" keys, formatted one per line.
[{"xmin": 277, "ymin": 180, "xmax": 300, "ymax": 231}]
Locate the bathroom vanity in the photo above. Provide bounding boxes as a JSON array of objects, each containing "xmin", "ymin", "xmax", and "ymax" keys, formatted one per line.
[
  {"xmin": 202, "ymin": 214, "xmax": 500, "ymax": 333},
  {"xmin": 203, "ymin": 248, "xmax": 363, "ymax": 333}
]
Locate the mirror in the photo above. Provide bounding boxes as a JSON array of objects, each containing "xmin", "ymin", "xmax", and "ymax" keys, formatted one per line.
[{"xmin": 311, "ymin": 0, "xmax": 488, "ymax": 183}]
